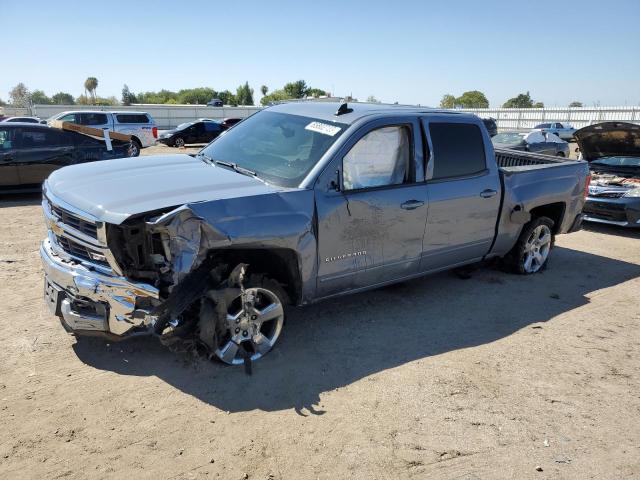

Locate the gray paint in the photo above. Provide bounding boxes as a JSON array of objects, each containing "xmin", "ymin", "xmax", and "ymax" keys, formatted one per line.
[{"xmin": 42, "ymin": 103, "xmax": 590, "ymax": 337}]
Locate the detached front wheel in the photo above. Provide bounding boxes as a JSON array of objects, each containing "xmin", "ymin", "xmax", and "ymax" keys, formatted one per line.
[{"xmin": 505, "ymin": 216, "xmax": 554, "ymax": 274}]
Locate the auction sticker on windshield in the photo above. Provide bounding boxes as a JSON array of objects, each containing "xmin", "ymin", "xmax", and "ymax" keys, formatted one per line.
[{"xmin": 305, "ymin": 121, "xmax": 342, "ymax": 136}]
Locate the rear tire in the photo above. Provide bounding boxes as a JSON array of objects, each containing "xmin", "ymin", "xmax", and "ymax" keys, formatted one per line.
[
  {"xmin": 556, "ymin": 151, "xmax": 565, "ymax": 157},
  {"xmin": 129, "ymin": 139, "xmax": 141, "ymax": 157},
  {"xmin": 173, "ymin": 137, "xmax": 185, "ymax": 148},
  {"xmin": 504, "ymin": 216, "xmax": 555, "ymax": 274}
]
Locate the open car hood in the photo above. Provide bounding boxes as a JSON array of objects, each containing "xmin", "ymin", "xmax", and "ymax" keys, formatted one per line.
[{"xmin": 575, "ymin": 122, "xmax": 640, "ymax": 161}]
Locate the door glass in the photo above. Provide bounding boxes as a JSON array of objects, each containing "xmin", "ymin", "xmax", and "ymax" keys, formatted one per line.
[
  {"xmin": 80, "ymin": 113, "xmax": 108, "ymax": 125},
  {"xmin": 21, "ymin": 129, "xmax": 63, "ymax": 147},
  {"xmin": 343, "ymin": 126, "xmax": 410, "ymax": 190},
  {"xmin": 59, "ymin": 114, "xmax": 76, "ymax": 122},
  {"xmin": 0, "ymin": 129, "xmax": 15, "ymax": 149},
  {"xmin": 428, "ymin": 123, "xmax": 486, "ymax": 179}
]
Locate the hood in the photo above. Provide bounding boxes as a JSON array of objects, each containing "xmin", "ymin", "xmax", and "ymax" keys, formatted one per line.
[
  {"xmin": 575, "ymin": 122, "xmax": 640, "ymax": 161},
  {"xmin": 45, "ymin": 154, "xmax": 278, "ymax": 224}
]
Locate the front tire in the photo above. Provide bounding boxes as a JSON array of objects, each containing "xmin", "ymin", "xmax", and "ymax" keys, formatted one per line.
[
  {"xmin": 505, "ymin": 216, "xmax": 554, "ymax": 274},
  {"xmin": 201, "ymin": 274, "xmax": 288, "ymax": 365}
]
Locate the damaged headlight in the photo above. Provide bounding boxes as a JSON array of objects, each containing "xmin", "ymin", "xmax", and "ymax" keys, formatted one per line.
[{"xmin": 623, "ymin": 188, "xmax": 640, "ymax": 198}]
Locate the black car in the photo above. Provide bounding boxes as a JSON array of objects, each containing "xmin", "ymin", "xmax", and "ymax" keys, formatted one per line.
[
  {"xmin": 575, "ymin": 122, "xmax": 640, "ymax": 228},
  {"xmin": 207, "ymin": 98, "xmax": 223, "ymax": 107},
  {"xmin": 220, "ymin": 117, "xmax": 243, "ymax": 129},
  {"xmin": 481, "ymin": 117, "xmax": 498, "ymax": 137},
  {"xmin": 1, "ymin": 116, "xmax": 43, "ymax": 124},
  {"xmin": 157, "ymin": 120, "xmax": 224, "ymax": 147},
  {"xmin": 0, "ymin": 123, "xmax": 133, "ymax": 191}
]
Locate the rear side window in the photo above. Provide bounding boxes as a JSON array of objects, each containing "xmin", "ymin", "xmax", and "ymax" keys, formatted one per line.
[
  {"xmin": 20, "ymin": 128, "xmax": 66, "ymax": 147},
  {"xmin": 536, "ymin": 123, "xmax": 551, "ymax": 129},
  {"xmin": 115, "ymin": 114, "xmax": 149, "ymax": 124},
  {"xmin": 428, "ymin": 123, "xmax": 486, "ymax": 179},
  {"xmin": 204, "ymin": 122, "xmax": 221, "ymax": 132},
  {"xmin": 79, "ymin": 113, "xmax": 108, "ymax": 125}
]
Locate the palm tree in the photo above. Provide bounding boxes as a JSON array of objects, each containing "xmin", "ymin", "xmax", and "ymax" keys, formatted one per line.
[
  {"xmin": 260, "ymin": 85, "xmax": 268, "ymax": 96},
  {"xmin": 84, "ymin": 77, "xmax": 98, "ymax": 103}
]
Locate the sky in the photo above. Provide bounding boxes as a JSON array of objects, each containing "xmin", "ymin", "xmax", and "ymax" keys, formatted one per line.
[{"xmin": 2, "ymin": 0, "xmax": 640, "ymax": 107}]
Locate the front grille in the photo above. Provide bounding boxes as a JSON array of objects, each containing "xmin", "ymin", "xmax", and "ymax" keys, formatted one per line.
[
  {"xmin": 49, "ymin": 203, "xmax": 98, "ymax": 239},
  {"xmin": 55, "ymin": 235, "xmax": 109, "ymax": 267}
]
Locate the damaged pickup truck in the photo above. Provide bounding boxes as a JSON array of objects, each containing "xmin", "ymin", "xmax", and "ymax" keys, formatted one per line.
[{"xmin": 41, "ymin": 102, "xmax": 590, "ymax": 365}]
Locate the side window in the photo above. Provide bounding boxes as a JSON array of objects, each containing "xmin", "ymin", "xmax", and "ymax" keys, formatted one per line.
[
  {"xmin": 428, "ymin": 123, "xmax": 486, "ymax": 179},
  {"xmin": 115, "ymin": 114, "xmax": 149, "ymax": 124},
  {"xmin": 554, "ymin": 123, "xmax": 563, "ymax": 129},
  {"xmin": 343, "ymin": 125, "xmax": 410, "ymax": 190},
  {"xmin": 204, "ymin": 122, "xmax": 221, "ymax": 132},
  {"xmin": 538, "ymin": 123, "xmax": 550, "ymax": 129},
  {"xmin": 80, "ymin": 113, "xmax": 108, "ymax": 126},
  {"xmin": 21, "ymin": 128, "xmax": 63, "ymax": 147},
  {"xmin": 0, "ymin": 128, "xmax": 15, "ymax": 149},
  {"xmin": 59, "ymin": 114, "xmax": 77, "ymax": 123}
]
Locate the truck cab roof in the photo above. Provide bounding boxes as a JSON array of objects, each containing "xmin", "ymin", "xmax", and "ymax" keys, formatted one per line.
[{"xmin": 267, "ymin": 101, "xmax": 472, "ymax": 125}]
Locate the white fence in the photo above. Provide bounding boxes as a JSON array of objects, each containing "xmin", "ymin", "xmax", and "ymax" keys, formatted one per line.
[
  {"xmin": 4, "ymin": 104, "xmax": 640, "ymax": 131},
  {"xmin": 28, "ymin": 104, "xmax": 262, "ymax": 129},
  {"xmin": 457, "ymin": 106, "xmax": 640, "ymax": 131}
]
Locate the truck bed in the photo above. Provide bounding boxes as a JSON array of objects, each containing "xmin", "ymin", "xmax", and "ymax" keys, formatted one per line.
[{"xmin": 495, "ymin": 148, "xmax": 582, "ymax": 172}]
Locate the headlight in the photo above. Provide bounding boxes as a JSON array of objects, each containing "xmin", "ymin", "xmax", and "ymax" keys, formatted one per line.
[{"xmin": 623, "ymin": 188, "xmax": 640, "ymax": 198}]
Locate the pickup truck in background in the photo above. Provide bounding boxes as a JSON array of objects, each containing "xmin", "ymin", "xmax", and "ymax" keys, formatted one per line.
[
  {"xmin": 48, "ymin": 111, "xmax": 158, "ymax": 156},
  {"xmin": 40, "ymin": 102, "xmax": 589, "ymax": 366}
]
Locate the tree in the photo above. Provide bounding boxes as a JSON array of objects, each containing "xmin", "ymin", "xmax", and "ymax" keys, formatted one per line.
[
  {"xmin": 0, "ymin": 97, "xmax": 6, "ymax": 106},
  {"xmin": 440, "ymin": 94, "xmax": 456, "ymax": 108},
  {"xmin": 260, "ymin": 89, "xmax": 291, "ymax": 106},
  {"xmin": 84, "ymin": 77, "xmax": 98, "ymax": 102},
  {"xmin": 306, "ymin": 88, "xmax": 327, "ymax": 98},
  {"xmin": 235, "ymin": 82, "xmax": 254, "ymax": 106},
  {"xmin": 533, "ymin": 101, "xmax": 544, "ymax": 108},
  {"xmin": 283, "ymin": 80, "xmax": 308, "ymax": 99},
  {"xmin": 260, "ymin": 85, "xmax": 268, "ymax": 96},
  {"xmin": 503, "ymin": 91, "xmax": 535, "ymax": 108},
  {"xmin": 51, "ymin": 92, "xmax": 75, "ymax": 105},
  {"xmin": 217, "ymin": 90, "xmax": 237, "ymax": 106},
  {"xmin": 121, "ymin": 84, "xmax": 137, "ymax": 105},
  {"xmin": 569, "ymin": 101, "xmax": 583, "ymax": 107},
  {"xmin": 177, "ymin": 87, "xmax": 216, "ymax": 104},
  {"xmin": 366, "ymin": 95, "xmax": 380, "ymax": 103},
  {"xmin": 30, "ymin": 90, "xmax": 51, "ymax": 105},
  {"xmin": 456, "ymin": 90, "xmax": 489, "ymax": 108},
  {"xmin": 9, "ymin": 83, "xmax": 30, "ymax": 106}
]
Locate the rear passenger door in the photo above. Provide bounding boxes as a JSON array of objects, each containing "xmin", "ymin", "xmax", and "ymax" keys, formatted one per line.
[{"xmin": 419, "ymin": 118, "xmax": 501, "ymax": 272}]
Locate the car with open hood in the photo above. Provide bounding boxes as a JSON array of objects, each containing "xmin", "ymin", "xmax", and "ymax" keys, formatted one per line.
[{"xmin": 575, "ymin": 122, "xmax": 640, "ymax": 228}]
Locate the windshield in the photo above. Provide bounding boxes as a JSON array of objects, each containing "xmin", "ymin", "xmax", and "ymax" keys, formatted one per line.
[
  {"xmin": 177, "ymin": 122, "xmax": 194, "ymax": 130},
  {"xmin": 492, "ymin": 132, "xmax": 526, "ymax": 145},
  {"xmin": 200, "ymin": 111, "xmax": 347, "ymax": 187},
  {"xmin": 591, "ymin": 156, "xmax": 640, "ymax": 168}
]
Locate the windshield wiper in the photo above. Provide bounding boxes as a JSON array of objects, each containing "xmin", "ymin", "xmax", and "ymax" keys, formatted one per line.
[
  {"xmin": 196, "ymin": 152, "xmax": 214, "ymax": 165},
  {"xmin": 214, "ymin": 159, "xmax": 257, "ymax": 178}
]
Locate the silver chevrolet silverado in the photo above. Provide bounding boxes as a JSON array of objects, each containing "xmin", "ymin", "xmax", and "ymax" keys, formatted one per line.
[{"xmin": 40, "ymin": 102, "xmax": 589, "ymax": 365}]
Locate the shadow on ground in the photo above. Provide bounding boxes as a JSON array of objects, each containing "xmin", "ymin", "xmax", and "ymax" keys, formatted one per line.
[
  {"xmin": 582, "ymin": 222, "xmax": 640, "ymax": 239},
  {"xmin": 0, "ymin": 192, "xmax": 41, "ymax": 208},
  {"xmin": 73, "ymin": 246, "xmax": 640, "ymax": 414}
]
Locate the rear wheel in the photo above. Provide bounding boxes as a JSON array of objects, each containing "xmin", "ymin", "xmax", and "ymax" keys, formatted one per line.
[
  {"xmin": 129, "ymin": 139, "xmax": 141, "ymax": 157},
  {"xmin": 556, "ymin": 151, "xmax": 565, "ymax": 157},
  {"xmin": 504, "ymin": 216, "xmax": 554, "ymax": 274},
  {"xmin": 201, "ymin": 274, "xmax": 287, "ymax": 365},
  {"xmin": 173, "ymin": 137, "xmax": 185, "ymax": 148}
]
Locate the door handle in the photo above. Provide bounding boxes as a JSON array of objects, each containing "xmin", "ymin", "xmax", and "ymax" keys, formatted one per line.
[
  {"xmin": 480, "ymin": 189, "xmax": 497, "ymax": 198},
  {"xmin": 401, "ymin": 200, "xmax": 424, "ymax": 210}
]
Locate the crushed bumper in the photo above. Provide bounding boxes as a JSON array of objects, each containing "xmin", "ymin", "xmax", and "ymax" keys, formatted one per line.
[
  {"xmin": 583, "ymin": 197, "xmax": 640, "ymax": 228},
  {"xmin": 40, "ymin": 238, "xmax": 160, "ymax": 338}
]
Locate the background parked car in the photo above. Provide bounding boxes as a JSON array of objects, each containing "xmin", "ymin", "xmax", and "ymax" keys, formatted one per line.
[
  {"xmin": 207, "ymin": 98, "xmax": 223, "ymax": 107},
  {"xmin": 157, "ymin": 120, "xmax": 224, "ymax": 147},
  {"xmin": 1, "ymin": 116, "xmax": 43, "ymax": 124},
  {"xmin": 48, "ymin": 111, "xmax": 158, "ymax": 156},
  {"xmin": 0, "ymin": 123, "xmax": 133, "ymax": 191},
  {"xmin": 492, "ymin": 130, "xmax": 570, "ymax": 157},
  {"xmin": 481, "ymin": 117, "xmax": 498, "ymax": 137},
  {"xmin": 534, "ymin": 122, "xmax": 576, "ymax": 140},
  {"xmin": 575, "ymin": 122, "xmax": 640, "ymax": 228},
  {"xmin": 219, "ymin": 117, "xmax": 243, "ymax": 129}
]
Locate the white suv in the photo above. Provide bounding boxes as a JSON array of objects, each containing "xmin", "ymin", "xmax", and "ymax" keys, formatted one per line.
[{"xmin": 49, "ymin": 111, "xmax": 158, "ymax": 156}]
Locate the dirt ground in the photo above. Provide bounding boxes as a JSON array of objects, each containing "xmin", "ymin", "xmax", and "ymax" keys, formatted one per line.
[{"xmin": 1, "ymin": 146, "xmax": 639, "ymax": 479}]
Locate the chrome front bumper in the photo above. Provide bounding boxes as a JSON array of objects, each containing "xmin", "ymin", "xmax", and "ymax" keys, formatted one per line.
[{"xmin": 40, "ymin": 238, "xmax": 160, "ymax": 337}]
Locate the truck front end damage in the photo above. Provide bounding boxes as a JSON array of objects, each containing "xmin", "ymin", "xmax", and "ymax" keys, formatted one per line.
[{"xmin": 40, "ymin": 186, "xmax": 316, "ymax": 361}]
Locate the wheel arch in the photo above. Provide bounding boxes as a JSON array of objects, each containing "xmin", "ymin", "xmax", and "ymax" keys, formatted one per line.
[
  {"xmin": 529, "ymin": 202, "xmax": 566, "ymax": 233},
  {"xmin": 207, "ymin": 247, "xmax": 303, "ymax": 306}
]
